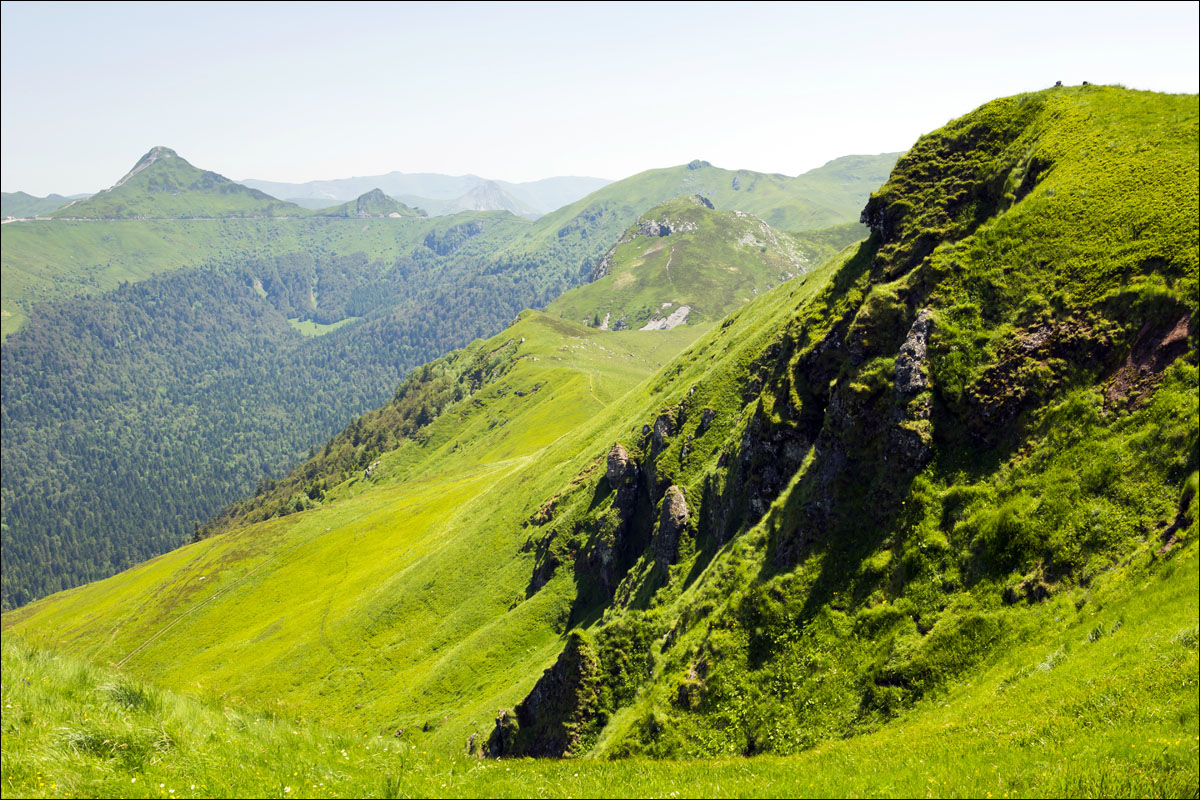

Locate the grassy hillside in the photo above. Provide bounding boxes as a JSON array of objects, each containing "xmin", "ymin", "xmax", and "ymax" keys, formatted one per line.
[
  {"xmin": 523, "ymin": 153, "xmax": 899, "ymax": 249},
  {"xmin": 1, "ymin": 191, "xmax": 78, "ymax": 219},
  {"xmin": 546, "ymin": 195, "xmax": 837, "ymax": 331},
  {"xmin": 2, "ymin": 308, "xmax": 728, "ymax": 742},
  {"xmin": 487, "ymin": 154, "xmax": 898, "ymax": 303},
  {"xmin": 2, "ymin": 147, "xmax": 890, "ymax": 606},
  {"xmin": 3, "ymin": 86, "xmax": 1196, "ymax": 795},
  {"xmin": 51, "ymin": 147, "xmax": 306, "ymax": 220}
]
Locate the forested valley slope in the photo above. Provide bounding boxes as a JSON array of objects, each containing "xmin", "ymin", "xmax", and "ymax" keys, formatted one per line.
[{"xmin": 1, "ymin": 145, "xmax": 893, "ymax": 608}]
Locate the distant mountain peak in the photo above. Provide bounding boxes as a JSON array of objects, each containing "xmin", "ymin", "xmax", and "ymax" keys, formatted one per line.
[
  {"xmin": 116, "ymin": 146, "xmax": 181, "ymax": 187},
  {"xmin": 454, "ymin": 181, "xmax": 538, "ymax": 218},
  {"xmin": 52, "ymin": 146, "xmax": 304, "ymax": 219},
  {"xmin": 315, "ymin": 187, "xmax": 423, "ymax": 218},
  {"xmin": 687, "ymin": 159, "xmax": 713, "ymax": 170}
]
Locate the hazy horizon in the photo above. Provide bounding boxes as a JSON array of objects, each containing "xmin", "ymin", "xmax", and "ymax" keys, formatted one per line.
[{"xmin": 3, "ymin": 1, "xmax": 1198, "ymax": 196}]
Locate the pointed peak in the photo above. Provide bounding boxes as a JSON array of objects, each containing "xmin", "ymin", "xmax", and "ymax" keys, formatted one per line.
[
  {"xmin": 115, "ymin": 146, "xmax": 181, "ymax": 187},
  {"xmin": 358, "ymin": 187, "xmax": 389, "ymax": 201}
]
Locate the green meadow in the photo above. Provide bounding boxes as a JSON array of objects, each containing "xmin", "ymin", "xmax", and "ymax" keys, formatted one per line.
[{"xmin": 3, "ymin": 541, "xmax": 1195, "ymax": 798}]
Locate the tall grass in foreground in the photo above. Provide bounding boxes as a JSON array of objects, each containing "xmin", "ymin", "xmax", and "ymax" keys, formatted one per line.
[{"xmin": 4, "ymin": 540, "xmax": 1196, "ymax": 798}]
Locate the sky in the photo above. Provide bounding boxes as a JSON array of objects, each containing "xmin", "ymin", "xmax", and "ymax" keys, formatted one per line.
[{"xmin": 2, "ymin": 1, "xmax": 1197, "ymax": 196}]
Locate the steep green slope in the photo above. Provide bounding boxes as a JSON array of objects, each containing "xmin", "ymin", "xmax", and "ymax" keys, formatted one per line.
[
  {"xmin": 1, "ymin": 191, "xmax": 78, "ymax": 218},
  {"xmin": 488, "ymin": 84, "xmax": 1199, "ymax": 759},
  {"xmin": 314, "ymin": 188, "xmax": 424, "ymax": 218},
  {"xmin": 470, "ymin": 84, "xmax": 1198, "ymax": 759},
  {"xmin": 546, "ymin": 195, "xmax": 834, "ymax": 331},
  {"xmin": 204, "ymin": 311, "xmax": 704, "ymax": 534},
  {"xmin": 51, "ymin": 147, "xmax": 306, "ymax": 219}
]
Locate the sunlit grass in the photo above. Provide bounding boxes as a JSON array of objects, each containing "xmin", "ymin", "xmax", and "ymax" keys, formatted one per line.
[{"xmin": 3, "ymin": 542, "xmax": 1195, "ymax": 797}]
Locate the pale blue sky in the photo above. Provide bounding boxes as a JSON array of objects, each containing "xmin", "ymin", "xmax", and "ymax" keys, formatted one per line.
[{"xmin": 2, "ymin": 1, "xmax": 1197, "ymax": 195}]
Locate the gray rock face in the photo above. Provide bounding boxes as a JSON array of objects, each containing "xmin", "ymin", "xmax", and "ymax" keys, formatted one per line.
[
  {"xmin": 606, "ymin": 443, "xmax": 630, "ymax": 486},
  {"xmin": 487, "ymin": 632, "xmax": 602, "ymax": 758},
  {"xmin": 591, "ymin": 246, "xmax": 617, "ymax": 280},
  {"xmin": 651, "ymin": 413, "xmax": 674, "ymax": 452},
  {"xmin": 895, "ymin": 308, "xmax": 934, "ymax": 394},
  {"xmin": 654, "ymin": 486, "xmax": 690, "ymax": 569}
]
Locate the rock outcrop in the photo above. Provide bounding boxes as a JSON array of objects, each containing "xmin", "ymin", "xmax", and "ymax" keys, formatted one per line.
[
  {"xmin": 651, "ymin": 413, "xmax": 674, "ymax": 453},
  {"xmin": 487, "ymin": 632, "xmax": 604, "ymax": 758},
  {"xmin": 606, "ymin": 443, "xmax": 630, "ymax": 485},
  {"xmin": 894, "ymin": 309, "xmax": 933, "ymax": 393},
  {"xmin": 653, "ymin": 486, "xmax": 690, "ymax": 569}
]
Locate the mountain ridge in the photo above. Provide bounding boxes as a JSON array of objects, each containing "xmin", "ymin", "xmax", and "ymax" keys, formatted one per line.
[{"xmin": 241, "ymin": 172, "xmax": 613, "ymax": 216}]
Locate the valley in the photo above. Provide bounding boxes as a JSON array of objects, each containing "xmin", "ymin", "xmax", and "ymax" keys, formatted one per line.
[{"xmin": 0, "ymin": 142, "xmax": 892, "ymax": 610}]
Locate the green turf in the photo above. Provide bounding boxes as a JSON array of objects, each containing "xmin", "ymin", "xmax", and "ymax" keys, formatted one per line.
[
  {"xmin": 2, "ymin": 542, "xmax": 1194, "ymax": 798},
  {"xmin": 0, "ymin": 308, "xmax": 728, "ymax": 751}
]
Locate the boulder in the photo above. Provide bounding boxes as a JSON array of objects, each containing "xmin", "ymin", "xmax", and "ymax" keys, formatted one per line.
[
  {"xmin": 606, "ymin": 443, "xmax": 630, "ymax": 485},
  {"xmin": 651, "ymin": 413, "xmax": 673, "ymax": 452},
  {"xmin": 653, "ymin": 486, "xmax": 690, "ymax": 569}
]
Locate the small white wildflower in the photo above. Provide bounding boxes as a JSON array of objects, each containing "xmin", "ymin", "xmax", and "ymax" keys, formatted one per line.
[
  {"xmin": 284, "ymin": 788, "xmax": 291, "ymax": 794},
  {"xmin": 131, "ymin": 778, "xmax": 137, "ymax": 783}
]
